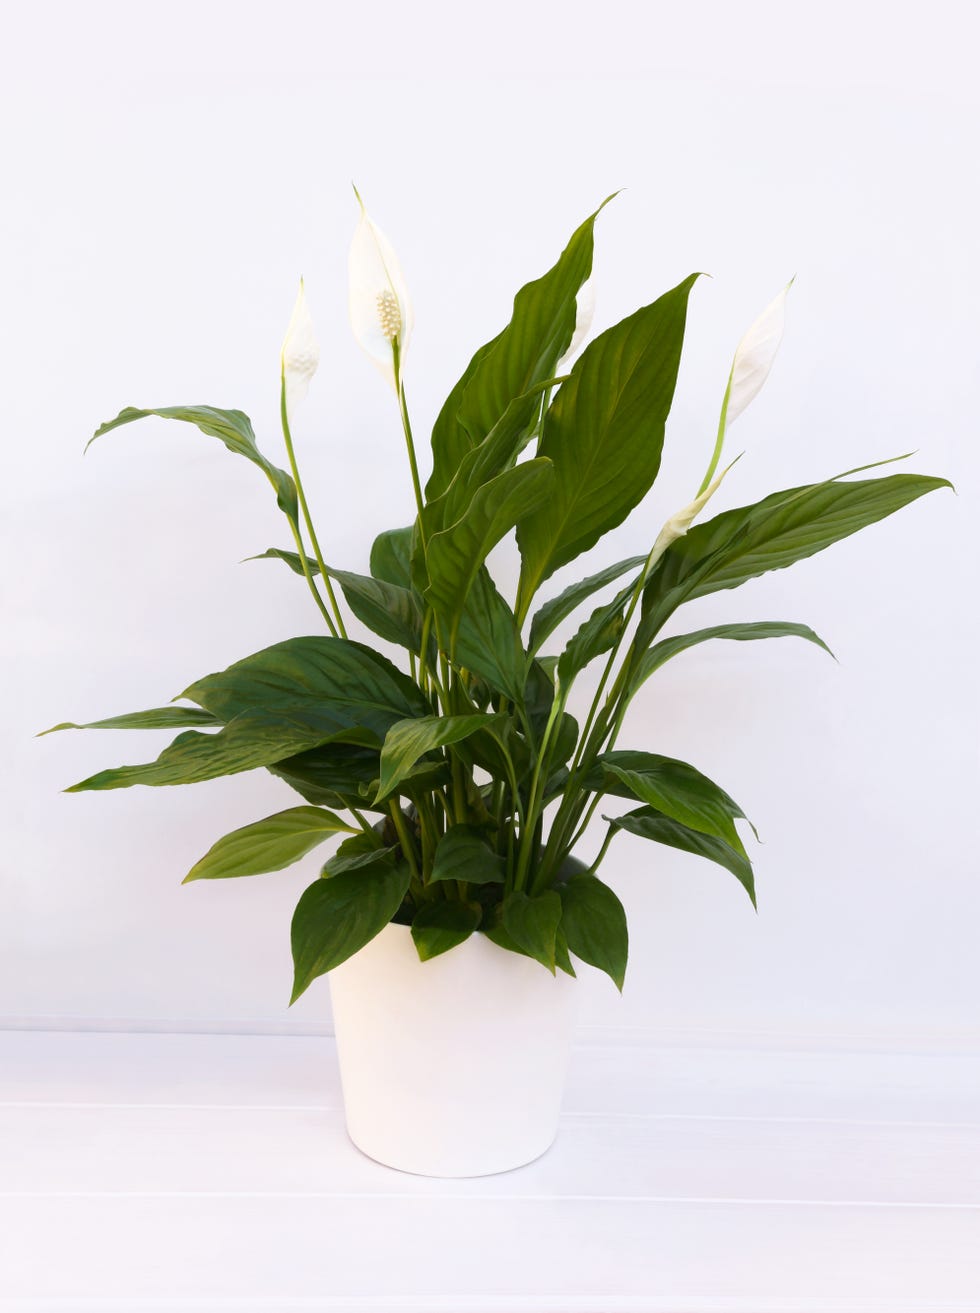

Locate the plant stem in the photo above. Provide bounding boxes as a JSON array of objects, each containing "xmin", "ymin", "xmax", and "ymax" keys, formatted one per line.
[
  {"xmin": 388, "ymin": 799, "xmax": 420, "ymax": 883},
  {"xmin": 284, "ymin": 514, "xmax": 337, "ymax": 635},
  {"xmin": 279, "ymin": 380, "xmax": 348, "ymax": 637}
]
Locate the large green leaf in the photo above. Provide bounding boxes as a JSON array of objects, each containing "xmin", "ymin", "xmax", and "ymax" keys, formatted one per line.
[
  {"xmin": 40, "ymin": 706, "xmax": 219, "ymax": 735},
  {"xmin": 269, "ymin": 742, "xmax": 382, "ymax": 811},
  {"xmin": 424, "ymin": 458, "xmax": 555, "ymax": 647},
  {"xmin": 376, "ymin": 714, "xmax": 507, "ymax": 800},
  {"xmin": 516, "ymin": 274, "xmax": 700, "ymax": 615},
  {"xmin": 426, "ymin": 335, "xmax": 503, "ymax": 501},
  {"xmin": 181, "ymin": 636, "xmax": 430, "ymax": 738},
  {"xmin": 595, "ymin": 751, "xmax": 751, "ymax": 856},
  {"xmin": 66, "ymin": 707, "xmax": 371, "ymax": 793},
  {"xmin": 639, "ymin": 473, "xmax": 952, "ymax": 641},
  {"xmin": 501, "ymin": 889, "xmax": 562, "ymax": 972},
  {"xmin": 89, "ymin": 406, "xmax": 298, "ymax": 519},
  {"xmin": 369, "ymin": 526, "xmax": 414, "ymax": 589},
  {"xmin": 528, "ymin": 555, "xmax": 646, "ymax": 654},
  {"xmin": 429, "ymin": 825, "xmax": 506, "ymax": 886},
  {"xmin": 455, "ymin": 199, "xmax": 613, "ymax": 447},
  {"xmin": 184, "ymin": 806, "xmax": 356, "ymax": 882},
  {"xmin": 453, "ymin": 569, "xmax": 528, "ymax": 704},
  {"xmin": 556, "ymin": 579, "xmax": 636, "ymax": 689},
  {"xmin": 608, "ymin": 805, "xmax": 756, "ymax": 906},
  {"xmin": 322, "ymin": 830, "xmax": 396, "ymax": 877},
  {"xmin": 290, "ymin": 861, "xmax": 411, "ymax": 1002},
  {"xmin": 633, "ymin": 620, "xmax": 833, "ymax": 693},
  {"xmin": 411, "ymin": 900, "xmax": 483, "ymax": 961},
  {"xmin": 559, "ymin": 873, "xmax": 628, "ymax": 990}
]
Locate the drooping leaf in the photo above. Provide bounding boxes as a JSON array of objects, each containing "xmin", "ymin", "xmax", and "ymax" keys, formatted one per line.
[
  {"xmin": 376, "ymin": 714, "xmax": 507, "ymax": 800},
  {"xmin": 596, "ymin": 751, "xmax": 752, "ymax": 856},
  {"xmin": 424, "ymin": 458, "xmax": 555, "ymax": 648},
  {"xmin": 88, "ymin": 406, "xmax": 298, "ymax": 519},
  {"xmin": 66, "ymin": 707, "xmax": 373, "ymax": 793},
  {"xmin": 501, "ymin": 889, "xmax": 562, "ymax": 972},
  {"xmin": 607, "ymin": 805, "xmax": 756, "ymax": 907},
  {"xmin": 269, "ymin": 742, "xmax": 382, "ymax": 811},
  {"xmin": 246, "ymin": 547, "xmax": 318, "ymax": 577},
  {"xmin": 369, "ymin": 526, "xmax": 414, "ymax": 589},
  {"xmin": 39, "ymin": 706, "xmax": 219, "ymax": 736},
  {"xmin": 322, "ymin": 829, "xmax": 396, "ymax": 876},
  {"xmin": 456, "ymin": 198, "xmax": 614, "ymax": 447},
  {"xmin": 290, "ymin": 861, "xmax": 411, "ymax": 1002},
  {"xmin": 181, "ymin": 636, "xmax": 430, "ymax": 739},
  {"xmin": 639, "ymin": 473, "xmax": 952, "ymax": 642},
  {"xmin": 528, "ymin": 555, "xmax": 646, "ymax": 654},
  {"xmin": 183, "ymin": 806, "xmax": 356, "ymax": 882},
  {"xmin": 516, "ymin": 274, "xmax": 700, "ymax": 615},
  {"xmin": 559, "ymin": 873, "xmax": 628, "ymax": 990},
  {"xmin": 411, "ymin": 900, "xmax": 483, "ymax": 961},
  {"xmin": 632, "ymin": 620, "xmax": 833, "ymax": 694},
  {"xmin": 429, "ymin": 825, "xmax": 506, "ymax": 886}
]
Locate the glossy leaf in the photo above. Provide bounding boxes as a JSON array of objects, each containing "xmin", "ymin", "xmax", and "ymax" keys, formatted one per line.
[
  {"xmin": 501, "ymin": 889, "xmax": 562, "ymax": 972},
  {"xmin": 633, "ymin": 620, "xmax": 833, "ymax": 692},
  {"xmin": 411, "ymin": 900, "xmax": 483, "ymax": 961},
  {"xmin": 322, "ymin": 829, "xmax": 396, "ymax": 876},
  {"xmin": 269, "ymin": 742, "xmax": 382, "ymax": 811},
  {"xmin": 516, "ymin": 274, "xmax": 700, "ymax": 614},
  {"xmin": 40, "ymin": 706, "xmax": 219, "ymax": 736},
  {"xmin": 88, "ymin": 406, "xmax": 298, "ymax": 519},
  {"xmin": 370, "ymin": 526, "xmax": 414, "ymax": 589},
  {"xmin": 426, "ymin": 336, "xmax": 503, "ymax": 501},
  {"xmin": 184, "ymin": 806, "xmax": 356, "ymax": 882},
  {"xmin": 429, "ymin": 825, "xmax": 506, "ymax": 886},
  {"xmin": 528, "ymin": 555, "xmax": 645, "ymax": 654},
  {"xmin": 424, "ymin": 458, "xmax": 555, "ymax": 647},
  {"xmin": 608, "ymin": 805, "xmax": 756, "ymax": 907},
  {"xmin": 556, "ymin": 579, "xmax": 637, "ymax": 688},
  {"xmin": 290, "ymin": 860, "xmax": 411, "ymax": 1002},
  {"xmin": 559, "ymin": 874, "xmax": 628, "ymax": 990},
  {"xmin": 377, "ymin": 714, "xmax": 507, "ymax": 800},
  {"xmin": 453, "ymin": 569, "xmax": 528, "ymax": 704}
]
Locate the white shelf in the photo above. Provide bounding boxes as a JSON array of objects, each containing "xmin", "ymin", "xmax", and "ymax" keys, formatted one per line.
[{"xmin": 1, "ymin": 1032, "xmax": 978, "ymax": 1311}]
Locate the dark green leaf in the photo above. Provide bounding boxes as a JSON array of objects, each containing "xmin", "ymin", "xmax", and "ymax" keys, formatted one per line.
[
  {"xmin": 269, "ymin": 742, "xmax": 382, "ymax": 811},
  {"xmin": 426, "ymin": 335, "xmax": 503, "ymax": 501},
  {"xmin": 516, "ymin": 274, "xmax": 700, "ymax": 614},
  {"xmin": 184, "ymin": 806, "xmax": 356, "ymax": 882},
  {"xmin": 453, "ymin": 569, "xmax": 528, "ymax": 704},
  {"xmin": 501, "ymin": 889, "xmax": 562, "ymax": 972},
  {"xmin": 290, "ymin": 862, "xmax": 411, "ymax": 1002},
  {"xmin": 411, "ymin": 900, "xmax": 483, "ymax": 961},
  {"xmin": 556, "ymin": 579, "xmax": 636, "ymax": 688},
  {"xmin": 376, "ymin": 714, "xmax": 507, "ymax": 800},
  {"xmin": 559, "ymin": 873, "xmax": 628, "ymax": 990},
  {"xmin": 633, "ymin": 620, "xmax": 833, "ymax": 693},
  {"xmin": 429, "ymin": 825, "xmax": 506, "ymax": 885},
  {"xmin": 322, "ymin": 829, "xmax": 396, "ymax": 876},
  {"xmin": 370, "ymin": 526, "xmax": 415, "ymax": 589},
  {"xmin": 89, "ymin": 406, "xmax": 298, "ymax": 519},
  {"xmin": 608, "ymin": 805, "xmax": 756, "ymax": 907},
  {"xmin": 39, "ymin": 706, "xmax": 219, "ymax": 736},
  {"xmin": 528, "ymin": 555, "xmax": 646, "ymax": 654}
]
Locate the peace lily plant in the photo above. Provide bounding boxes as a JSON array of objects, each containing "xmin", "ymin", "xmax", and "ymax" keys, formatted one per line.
[{"xmin": 49, "ymin": 195, "xmax": 949, "ymax": 1004}]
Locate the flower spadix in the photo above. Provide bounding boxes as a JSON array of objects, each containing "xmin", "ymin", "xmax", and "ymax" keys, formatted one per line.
[
  {"xmin": 281, "ymin": 280, "xmax": 320, "ymax": 423},
  {"xmin": 348, "ymin": 188, "xmax": 413, "ymax": 393}
]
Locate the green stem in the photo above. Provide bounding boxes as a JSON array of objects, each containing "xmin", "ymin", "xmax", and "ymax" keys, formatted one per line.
[
  {"xmin": 279, "ymin": 379, "xmax": 347, "ymax": 637},
  {"xmin": 284, "ymin": 513, "xmax": 336, "ymax": 635},
  {"xmin": 698, "ymin": 370, "xmax": 733, "ymax": 496},
  {"xmin": 388, "ymin": 800, "xmax": 420, "ymax": 883}
]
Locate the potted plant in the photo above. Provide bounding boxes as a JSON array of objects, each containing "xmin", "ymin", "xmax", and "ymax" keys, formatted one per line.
[{"xmin": 46, "ymin": 193, "xmax": 949, "ymax": 1177}]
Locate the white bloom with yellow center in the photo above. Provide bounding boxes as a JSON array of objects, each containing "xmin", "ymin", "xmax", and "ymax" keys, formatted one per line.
[
  {"xmin": 348, "ymin": 188, "xmax": 414, "ymax": 393},
  {"xmin": 281, "ymin": 280, "xmax": 320, "ymax": 423}
]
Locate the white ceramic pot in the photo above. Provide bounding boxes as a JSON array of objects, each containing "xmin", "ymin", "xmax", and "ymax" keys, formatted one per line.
[{"xmin": 328, "ymin": 921, "xmax": 577, "ymax": 1177}]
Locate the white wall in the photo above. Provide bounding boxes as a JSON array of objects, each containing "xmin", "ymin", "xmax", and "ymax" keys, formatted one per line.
[{"xmin": 2, "ymin": 0, "xmax": 977, "ymax": 1043}]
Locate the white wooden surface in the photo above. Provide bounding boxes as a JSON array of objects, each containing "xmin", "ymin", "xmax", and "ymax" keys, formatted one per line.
[{"xmin": 1, "ymin": 1032, "xmax": 978, "ymax": 1311}]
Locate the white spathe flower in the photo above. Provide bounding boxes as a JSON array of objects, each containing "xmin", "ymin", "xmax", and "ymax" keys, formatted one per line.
[
  {"xmin": 648, "ymin": 463, "xmax": 734, "ymax": 572},
  {"xmin": 348, "ymin": 188, "xmax": 414, "ymax": 394},
  {"xmin": 556, "ymin": 277, "xmax": 596, "ymax": 371},
  {"xmin": 722, "ymin": 279, "xmax": 794, "ymax": 431},
  {"xmin": 281, "ymin": 280, "xmax": 320, "ymax": 421}
]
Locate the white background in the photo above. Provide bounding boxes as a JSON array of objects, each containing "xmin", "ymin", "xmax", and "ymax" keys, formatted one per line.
[{"xmin": 2, "ymin": 0, "xmax": 977, "ymax": 1044}]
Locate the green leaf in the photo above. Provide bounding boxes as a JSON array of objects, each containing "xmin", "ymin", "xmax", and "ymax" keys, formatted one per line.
[
  {"xmin": 89, "ymin": 406, "xmax": 298, "ymax": 519},
  {"xmin": 556, "ymin": 579, "xmax": 636, "ymax": 688},
  {"xmin": 633, "ymin": 620, "xmax": 833, "ymax": 693},
  {"xmin": 456, "ymin": 200, "xmax": 613, "ymax": 445},
  {"xmin": 181, "ymin": 636, "xmax": 430, "ymax": 740},
  {"xmin": 608, "ymin": 805, "xmax": 756, "ymax": 907},
  {"xmin": 376, "ymin": 714, "xmax": 506, "ymax": 800},
  {"xmin": 322, "ymin": 829, "xmax": 396, "ymax": 877},
  {"xmin": 66, "ymin": 706, "xmax": 371, "ymax": 793},
  {"xmin": 528, "ymin": 555, "xmax": 646, "ymax": 654},
  {"xmin": 516, "ymin": 274, "xmax": 700, "ymax": 614},
  {"xmin": 559, "ymin": 874, "xmax": 628, "ymax": 990},
  {"xmin": 501, "ymin": 889, "xmax": 562, "ymax": 972},
  {"xmin": 597, "ymin": 750, "xmax": 752, "ymax": 855},
  {"xmin": 453, "ymin": 569, "xmax": 528, "ymax": 704},
  {"xmin": 554, "ymin": 925, "xmax": 577, "ymax": 977},
  {"xmin": 426, "ymin": 335, "xmax": 503, "ymax": 501},
  {"xmin": 639, "ymin": 472, "xmax": 952, "ymax": 641},
  {"xmin": 184, "ymin": 806, "xmax": 356, "ymax": 882},
  {"xmin": 424, "ymin": 458, "xmax": 555, "ymax": 648},
  {"xmin": 429, "ymin": 825, "xmax": 506, "ymax": 885},
  {"xmin": 290, "ymin": 861, "xmax": 411, "ymax": 1002},
  {"xmin": 269, "ymin": 742, "xmax": 382, "ymax": 811},
  {"xmin": 39, "ymin": 706, "xmax": 219, "ymax": 736},
  {"xmin": 245, "ymin": 547, "xmax": 317, "ymax": 577},
  {"xmin": 411, "ymin": 900, "xmax": 483, "ymax": 961},
  {"xmin": 370, "ymin": 526, "xmax": 414, "ymax": 589}
]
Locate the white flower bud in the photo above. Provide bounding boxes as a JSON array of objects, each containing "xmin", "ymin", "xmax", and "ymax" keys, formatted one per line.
[{"xmin": 281, "ymin": 280, "xmax": 319, "ymax": 421}]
